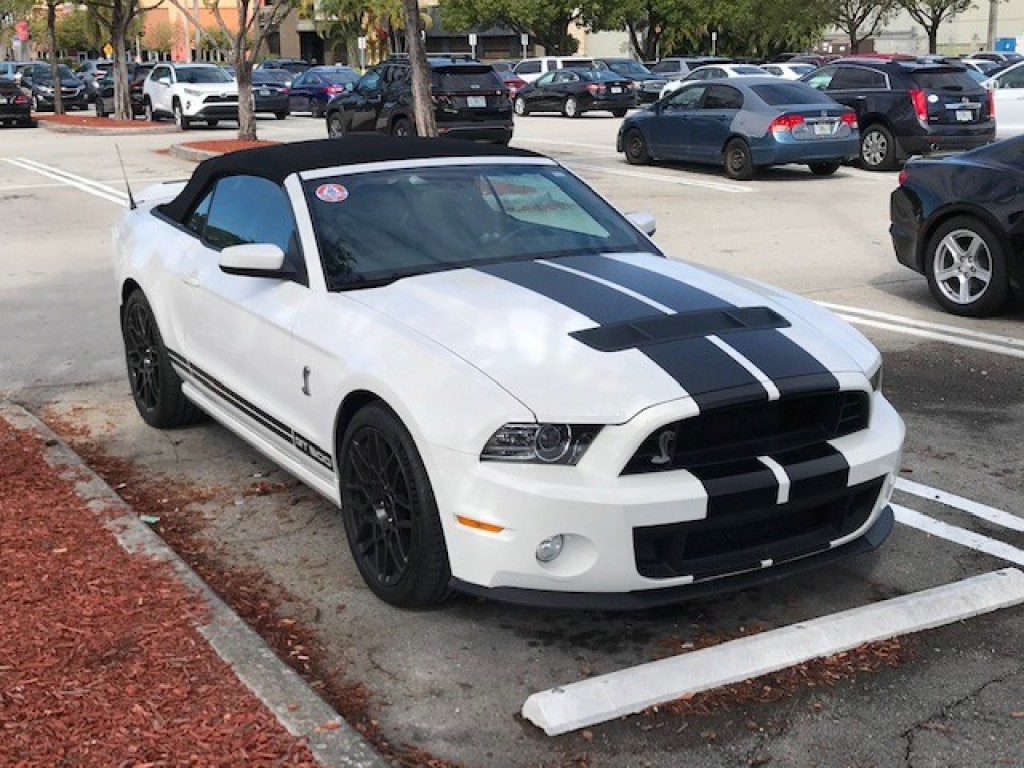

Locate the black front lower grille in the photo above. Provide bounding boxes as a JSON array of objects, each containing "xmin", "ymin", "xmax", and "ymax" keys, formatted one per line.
[
  {"xmin": 634, "ymin": 477, "xmax": 884, "ymax": 579},
  {"xmin": 622, "ymin": 390, "xmax": 869, "ymax": 475}
]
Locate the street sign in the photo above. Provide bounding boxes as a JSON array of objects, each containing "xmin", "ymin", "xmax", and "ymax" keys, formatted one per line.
[
  {"xmin": 357, "ymin": 35, "xmax": 366, "ymax": 50},
  {"xmin": 469, "ymin": 33, "xmax": 477, "ymax": 46}
]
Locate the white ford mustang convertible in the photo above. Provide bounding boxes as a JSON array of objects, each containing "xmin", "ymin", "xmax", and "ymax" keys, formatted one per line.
[{"xmin": 113, "ymin": 137, "xmax": 904, "ymax": 609}]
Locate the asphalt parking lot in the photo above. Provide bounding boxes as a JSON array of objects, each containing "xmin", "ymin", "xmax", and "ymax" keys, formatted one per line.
[{"xmin": 2, "ymin": 113, "xmax": 1023, "ymax": 767}]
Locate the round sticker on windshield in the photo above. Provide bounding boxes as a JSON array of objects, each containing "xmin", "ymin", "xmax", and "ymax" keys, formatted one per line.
[{"xmin": 315, "ymin": 183, "xmax": 349, "ymax": 203}]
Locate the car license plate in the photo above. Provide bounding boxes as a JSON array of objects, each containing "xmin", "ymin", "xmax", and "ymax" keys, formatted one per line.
[
  {"xmin": 260, "ymin": 89, "xmax": 270, "ymax": 96},
  {"xmin": 610, "ymin": 86, "xmax": 622, "ymax": 94},
  {"xmin": 813, "ymin": 122, "xmax": 833, "ymax": 136},
  {"xmin": 956, "ymin": 109, "xmax": 972, "ymax": 122},
  {"xmin": 467, "ymin": 95, "xmax": 486, "ymax": 108}
]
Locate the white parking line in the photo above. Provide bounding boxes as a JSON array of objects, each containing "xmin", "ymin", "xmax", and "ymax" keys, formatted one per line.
[
  {"xmin": 3, "ymin": 158, "xmax": 128, "ymax": 207},
  {"xmin": 522, "ymin": 568, "xmax": 1024, "ymax": 735},
  {"xmin": 894, "ymin": 504, "xmax": 1024, "ymax": 566},
  {"xmin": 821, "ymin": 301, "xmax": 1024, "ymax": 360},
  {"xmin": 515, "ymin": 136, "xmax": 616, "ymax": 154},
  {"xmin": 895, "ymin": 478, "xmax": 1024, "ymax": 532},
  {"xmin": 571, "ymin": 163, "xmax": 753, "ymax": 193}
]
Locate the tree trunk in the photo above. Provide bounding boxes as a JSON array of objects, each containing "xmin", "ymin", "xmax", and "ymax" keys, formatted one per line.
[
  {"xmin": 237, "ymin": 52, "xmax": 257, "ymax": 140},
  {"xmin": 112, "ymin": 3, "xmax": 133, "ymax": 120},
  {"xmin": 401, "ymin": 0, "xmax": 436, "ymax": 138},
  {"xmin": 928, "ymin": 27, "xmax": 937, "ymax": 54},
  {"xmin": 47, "ymin": 0, "xmax": 63, "ymax": 115}
]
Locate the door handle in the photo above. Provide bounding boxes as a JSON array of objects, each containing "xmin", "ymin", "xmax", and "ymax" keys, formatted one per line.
[{"xmin": 182, "ymin": 272, "xmax": 200, "ymax": 287}]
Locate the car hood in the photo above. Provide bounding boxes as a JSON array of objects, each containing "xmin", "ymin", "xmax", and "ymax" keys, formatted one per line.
[
  {"xmin": 178, "ymin": 81, "xmax": 237, "ymax": 93},
  {"xmin": 346, "ymin": 252, "xmax": 872, "ymax": 424}
]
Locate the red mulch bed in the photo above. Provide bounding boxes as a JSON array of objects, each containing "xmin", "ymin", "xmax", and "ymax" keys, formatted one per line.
[
  {"xmin": 0, "ymin": 417, "xmax": 318, "ymax": 767},
  {"xmin": 37, "ymin": 113, "xmax": 165, "ymax": 130},
  {"xmin": 181, "ymin": 139, "xmax": 280, "ymax": 155}
]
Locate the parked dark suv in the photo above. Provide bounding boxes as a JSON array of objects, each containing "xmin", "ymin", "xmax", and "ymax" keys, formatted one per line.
[
  {"xmin": 802, "ymin": 57, "xmax": 994, "ymax": 170},
  {"xmin": 324, "ymin": 56, "xmax": 513, "ymax": 144}
]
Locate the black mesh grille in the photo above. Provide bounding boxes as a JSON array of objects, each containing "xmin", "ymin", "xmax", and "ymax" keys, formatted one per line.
[
  {"xmin": 623, "ymin": 390, "xmax": 869, "ymax": 475},
  {"xmin": 633, "ymin": 477, "xmax": 884, "ymax": 579}
]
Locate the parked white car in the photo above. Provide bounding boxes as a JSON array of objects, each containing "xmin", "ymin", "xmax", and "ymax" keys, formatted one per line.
[
  {"xmin": 763, "ymin": 63, "xmax": 816, "ymax": 80},
  {"xmin": 660, "ymin": 64, "xmax": 769, "ymax": 98},
  {"xmin": 143, "ymin": 62, "xmax": 239, "ymax": 130},
  {"xmin": 983, "ymin": 61, "xmax": 1024, "ymax": 138},
  {"xmin": 512, "ymin": 56, "xmax": 604, "ymax": 84},
  {"xmin": 112, "ymin": 137, "xmax": 903, "ymax": 610}
]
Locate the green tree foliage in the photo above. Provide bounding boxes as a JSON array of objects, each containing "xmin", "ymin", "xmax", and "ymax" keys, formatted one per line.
[
  {"xmin": 440, "ymin": 0, "xmax": 585, "ymax": 55},
  {"xmin": 827, "ymin": 0, "xmax": 895, "ymax": 53},
  {"xmin": 313, "ymin": 0, "xmax": 368, "ymax": 65},
  {"xmin": 55, "ymin": 7, "xmax": 103, "ymax": 53},
  {"xmin": 894, "ymin": 0, "xmax": 974, "ymax": 53}
]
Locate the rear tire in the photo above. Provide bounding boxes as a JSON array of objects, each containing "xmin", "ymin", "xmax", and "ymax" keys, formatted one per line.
[
  {"xmin": 809, "ymin": 161, "xmax": 841, "ymax": 176},
  {"xmin": 94, "ymin": 98, "xmax": 107, "ymax": 118},
  {"xmin": 339, "ymin": 403, "xmax": 452, "ymax": 608},
  {"xmin": 860, "ymin": 123, "xmax": 897, "ymax": 171},
  {"xmin": 513, "ymin": 95, "xmax": 529, "ymax": 116},
  {"xmin": 310, "ymin": 98, "xmax": 323, "ymax": 118},
  {"xmin": 924, "ymin": 216, "xmax": 1008, "ymax": 317},
  {"xmin": 723, "ymin": 138, "xmax": 755, "ymax": 180},
  {"xmin": 327, "ymin": 112, "xmax": 345, "ymax": 138},
  {"xmin": 275, "ymin": 110, "xmax": 288, "ymax": 120},
  {"xmin": 611, "ymin": 108, "xmax": 627, "ymax": 117},
  {"xmin": 121, "ymin": 291, "xmax": 205, "ymax": 428}
]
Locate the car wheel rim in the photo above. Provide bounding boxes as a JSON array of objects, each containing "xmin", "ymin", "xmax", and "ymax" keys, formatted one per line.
[
  {"xmin": 342, "ymin": 427, "xmax": 413, "ymax": 588},
  {"xmin": 566, "ymin": 98, "xmax": 577, "ymax": 116},
  {"xmin": 932, "ymin": 229, "xmax": 993, "ymax": 305},
  {"xmin": 728, "ymin": 146, "xmax": 747, "ymax": 172},
  {"xmin": 124, "ymin": 302, "xmax": 161, "ymax": 410},
  {"xmin": 329, "ymin": 116, "xmax": 342, "ymax": 137},
  {"xmin": 627, "ymin": 133, "xmax": 644, "ymax": 159},
  {"xmin": 514, "ymin": 98, "xmax": 524, "ymax": 115},
  {"xmin": 862, "ymin": 132, "xmax": 886, "ymax": 166}
]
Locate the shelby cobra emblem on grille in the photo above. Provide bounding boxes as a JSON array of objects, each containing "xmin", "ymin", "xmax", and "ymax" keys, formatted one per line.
[{"xmin": 651, "ymin": 429, "xmax": 676, "ymax": 465}]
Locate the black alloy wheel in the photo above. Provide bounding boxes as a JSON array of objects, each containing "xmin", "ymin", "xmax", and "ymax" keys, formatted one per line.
[
  {"xmin": 623, "ymin": 128, "xmax": 650, "ymax": 165},
  {"xmin": 339, "ymin": 403, "xmax": 451, "ymax": 608},
  {"xmin": 723, "ymin": 137, "xmax": 755, "ymax": 180},
  {"xmin": 392, "ymin": 117, "xmax": 414, "ymax": 137},
  {"xmin": 121, "ymin": 291, "xmax": 205, "ymax": 428}
]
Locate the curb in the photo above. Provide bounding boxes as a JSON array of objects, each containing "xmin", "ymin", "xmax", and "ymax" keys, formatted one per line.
[
  {"xmin": 37, "ymin": 117, "xmax": 179, "ymax": 136},
  {"xmin": 169, "ymin": 142, "xmax": 222, "ymax": 162},
  {"xmin": 0, "ymin": 400, "xmax": 389, "ymax": 768}
]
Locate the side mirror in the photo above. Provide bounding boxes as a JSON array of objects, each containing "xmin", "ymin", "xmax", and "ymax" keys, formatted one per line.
[
  {"xmin": 157, "ymin": 75, "xmax": 170, "ymax": 85},
  {"xmin": 625, "ymin": 211, "xmax": 657, "ymax": 237},
  {"xmin": 219, "ymin": 243, "xmax": 293, "ymax": 278}
]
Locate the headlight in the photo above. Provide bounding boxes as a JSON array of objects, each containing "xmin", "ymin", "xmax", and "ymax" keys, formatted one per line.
[
  {"xmin": 184, "ymin": 88, "xmax": 203, "ymax": 97},
  {"xmin": 39, "ymin": 85, "xmax": 54, "ymax": 94},
  {"xmin": 480, "ymin": 423, "xmax": 602, "ymax": 465},
  {"xmin": 868, "ymin": 362, "xmax": 883, "ymax": 392}
]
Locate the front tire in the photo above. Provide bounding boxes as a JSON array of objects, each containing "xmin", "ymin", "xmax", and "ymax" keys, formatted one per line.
[
  {"xmin": 338, "ymin": 403, "xmax": 451, "ymax": 608},
  {"xmin": 173, "ymin": 100, "xmax": 189, "ymax": 131},
  {"xmin": 310, "ymin": 97, "xmax": 323, "ymax": 118},
  {"xmin": 611, "ymin": 108, "xmax": 627, "ymax": 118},
  {"xmin": 925, "ymin": 216, "xmax": 1008, "ymax": 317},
  {"xmin": 94, "ymin": 98, "xmax": 107, "ymax": 118},
  {"xmin": 563, "ymin": 95, "xmax": 580, "ymax": 118},
  {"xmin": 275, "ymin": 110, "xmax": 288, "ymax": 120},
  {"xmin": 623, "ymin": 128, "xmax": 651, "ymax": 165},
  {"xmin": 327, "ymin": 112, "xmax": 345, "ymax": 138},
  {"xmin": 121, "ymin": 291, "xmax": 205, "ymax": 428},
  {"xmin": 860, "ymin": 123, "xmax": 897, "ymax": 171},
  {"xmin": 144, "ymin": 98, "xmax": 155, "ymax": 122},
  {"xmin": 513, "ymin": 95, "xmax": 529, "ymax": 116},
  {"xmin": 723, "ymin": 138, "xmax": 755, "ymax": 180},
  {"xmin": 808, "ymin": 161, "xmax": 840, "ymax": 176}
]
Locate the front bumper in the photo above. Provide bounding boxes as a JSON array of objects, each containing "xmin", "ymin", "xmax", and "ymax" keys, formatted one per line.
[
  {"xmin": 33, "ymin": 92, "xmax": 89, "ymax": 111},
  {"xmin": 185, "ymin": 103, "xmax": 240, "ymax": 120},
  {"xmin": 429, "ymin": 390, "xmax": 904, "ymax": 606},
  {"xmin": 436, "ymin": 121, "xmax": 514, "ymax": 144},
  {"xmin": 889, "ymin": 185, "xmax": 923, "ymax": 273}
]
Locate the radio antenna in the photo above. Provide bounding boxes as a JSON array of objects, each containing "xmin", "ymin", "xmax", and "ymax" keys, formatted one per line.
[{"xmin": 115, "ymin": 144, "xmax": 136, "ymax": 210}]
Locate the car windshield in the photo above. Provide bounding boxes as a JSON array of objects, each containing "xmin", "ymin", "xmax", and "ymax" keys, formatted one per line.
[
  {"xmin": 176, "ymin": 66, "xmax": 233, "ymax": 83},
  {"xmin": 751, "ymin": 82, "xmax": 836, "ymax": 105},
  {"xmin": 303, "ymin": 163, "xmax": 661, "ymax": 290},
  {"xmin": 431, "ymin": 66, "xmax": 502, "ymax": 90},
  {"xmin": 322, "ymin": 69, "xmax": 358, "ymax": 84},
  {"xmin": 33, "ymin": 64, "xmax": 76, "ymax": 81},
  {"xmin": 608, "ymin": 60, "xmax": 652, "ymax": 76}
]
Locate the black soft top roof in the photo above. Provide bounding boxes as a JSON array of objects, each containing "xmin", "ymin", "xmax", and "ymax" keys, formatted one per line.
[{"xmin": 159, "ymin": 136, "xmax": 542, "ymax": 223}]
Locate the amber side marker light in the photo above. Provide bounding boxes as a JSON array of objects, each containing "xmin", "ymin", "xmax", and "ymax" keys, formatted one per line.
[{"xmin": 456, "ymin": 515, "xmax": 505, "ymax": 533}]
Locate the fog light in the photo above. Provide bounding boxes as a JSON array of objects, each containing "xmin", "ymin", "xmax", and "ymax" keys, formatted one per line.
[{"xmin": 535, "ymin": 534, "xmax": 564, "ymax": 563}]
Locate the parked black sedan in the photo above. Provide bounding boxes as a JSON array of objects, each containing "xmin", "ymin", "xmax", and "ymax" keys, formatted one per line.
[
  {"xmin": 0, "ymin": 78, "xmax": 32, "ymax": 127},
  {"xmin": 890, "ymin": 137, "xmax": 1024, "ymax": 316},
  {"xmin": 513, "ymin": 68, "xmax": 636, "ymax": 118},
  {"xmin": 17, "ymin": 63, "xmax": 90, "ymax": 111},
  {"xmin": 252, "ymin": 69, "xmax": 290, "ymax": 119}
]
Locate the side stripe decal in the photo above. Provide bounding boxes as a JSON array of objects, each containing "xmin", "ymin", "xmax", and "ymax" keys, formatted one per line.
[{"xmin": 167, "ymin": 348, "xmax": 334, "ymax": 471}]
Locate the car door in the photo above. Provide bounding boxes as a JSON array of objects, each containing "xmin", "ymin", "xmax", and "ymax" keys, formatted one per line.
[
  {"xmin": 343, "ymin": 70, "xmax": 383, "ymax": 132},
  {"xmin": 289, "ymin": 71, "xmax": 316, "ymax": 111},
  {"xmin": 149, "ymin": 65, "xmax": 174, "ymax": 114},
  {"xmin": 991, "ymin": 64, "xmax": 1024, "ymax": 137},
  {"xmin": 647, "ymin": 83, "xmax": 707, "ymax": 159},
  {"xmin": 173, "ymin": 174, "xmax": 311, "ymax": 460},
  {"xmin": 528, "ymin": 71, "xmax": 558, "ymax": 110},
  {"xmin": 690, "ymin": 83, "xmax": 744, "ymax": 162}
]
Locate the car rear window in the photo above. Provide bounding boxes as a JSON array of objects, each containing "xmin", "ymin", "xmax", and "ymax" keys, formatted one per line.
[
  {"xmin": 751, "ymin": 83, "xmax": 836, "ymax": 105},
  {"xmin": 431, "ymin": 66, "xmax": 503, "ymax": 90},
  {"xmin": 733, "ymin": 66, "xmax": 767, "ymax": 74},
  {"xmin": 910, "ymin": 69, "xmax": 980, "ymax": 91}
]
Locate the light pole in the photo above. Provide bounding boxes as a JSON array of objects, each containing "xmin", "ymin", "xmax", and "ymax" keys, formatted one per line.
[{"xmin": 987, "ymin": 0, "xmax": 998, "ymax": 51}]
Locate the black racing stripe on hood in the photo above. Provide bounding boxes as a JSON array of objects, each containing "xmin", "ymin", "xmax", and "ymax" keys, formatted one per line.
[
  {"xmin": 557, "ymin": 253, "xmax": 731, "ymax": 312},
  {"xmin": 723, "ymin": 329, "xmax": 840, "ymax": 396},
  {"xmin": 772, "ymin": 444, "xmax": 850, "ymax": 504},
  {"xmin": 477, "ymin": 260, "xmax": 764, "ymax": 409},
  {"xmin": 559, "ymin": 255, "xmax": 838, "ymax": 393}
]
